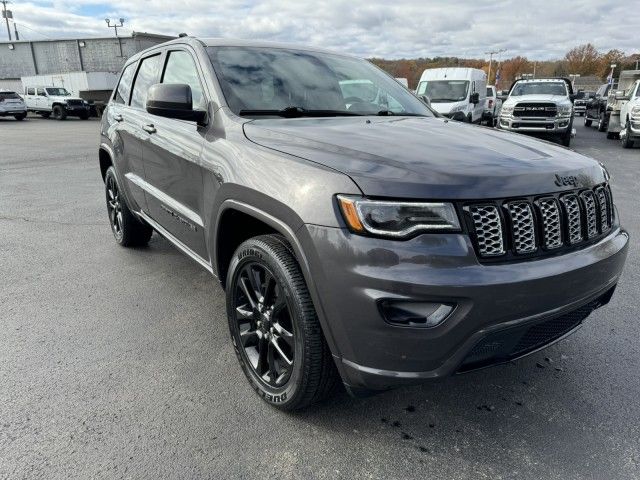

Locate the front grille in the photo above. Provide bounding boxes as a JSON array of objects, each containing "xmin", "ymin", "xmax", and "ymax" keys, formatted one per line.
[
  {"xmin": 469, "ymin": 205, "xmax": 505, "ymax": 256},
  {"xmin": 66, "ymin": 99, "xmax": 84, "ymax": 106},
  {"xmin": 465, "ymin": 184, "xmax": 613, "ymax": 261},
  {"xmin": 513, "ymin": 102, "xmax": 557, "ymax": 118},
  {"xmin": 458, "ymin": 300, "xmax": 599, "ymax": 372}
]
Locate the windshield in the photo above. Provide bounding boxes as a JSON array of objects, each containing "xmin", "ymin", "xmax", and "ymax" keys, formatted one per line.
[
  {"xmin": 207, "ymin": 46, "xmax": 433, "ymax": 117},
  {"xmin": 511, "ymin": 82, "xmax": 567, "ymax": 96},
  {"xmin": 415, "ymin": 80, "xmax": 469, "ymax": 103},
  {"xmin": 45, "ymin": 88, "xmax": 70, "ymax": 96}
]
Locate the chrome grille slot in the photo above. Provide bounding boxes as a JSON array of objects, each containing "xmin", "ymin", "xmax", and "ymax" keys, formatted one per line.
[
  {"xmin": 560, "ymin": 194, "xmax": 583, "ymax": 244},
  {"xmin": 469, "ymin": 205, "xmax": 505, "ymax": 257},
  {"xmin": 595, "ymin": 186, "xmax": 611, "ymax": 232},
  {"xmin": 536, "ymin": 198, "xmax": 562, "ymax": 249},
  {"xmin": 506, "ymin": 202, "xmax": 536, "ymax": 253},
  {"xmin": 579, "ymin": 190, "xmax": 598, "ymax": 239}
]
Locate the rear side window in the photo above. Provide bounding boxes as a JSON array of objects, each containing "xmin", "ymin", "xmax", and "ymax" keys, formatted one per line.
[
  {"xmin": 113, "ymin": 63, "xmax": 136, "ymax": 104},
  {"xmin": 162, "ymin": 50, "xmax": 206, "ymax": 110},
  {"xmin": 26, "ymin": 87, "xmax": 35, "ymax": 95},
  {"xmin": 37, "ymin": 88, "xmax": 46, "ymax": 96},
  {"xmin": 130, "ymin": 54, "xmax": 162, "ymax": 110},
  {"xmin": 0, "ymin": 91, "xmax": 19, "ymax": 100}
]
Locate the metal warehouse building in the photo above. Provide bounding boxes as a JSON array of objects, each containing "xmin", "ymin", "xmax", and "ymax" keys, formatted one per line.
[{"xmin": 0, "ymin": 32, "xmax": 173, "ymax": 91}]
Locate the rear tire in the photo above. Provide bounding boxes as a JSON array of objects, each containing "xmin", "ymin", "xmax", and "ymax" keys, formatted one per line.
[
  {"xmin": 104, "ymin": 166, "xmax": 152, "ymax": 247},
  {"xmin": 52, "ymin": 105, "xmax": 67, "ymax": 120},
  {"xmin": 597, "ymin": 112, "xmax": 607, "ymax": 132},
  {"xmin": 14, "ymin": 113, "xmax": 26, "ymax": 121},
  {"xmin": 79, "ymin": 111, "xmax": 89, "ymax": 120},
  {"xmin": 606, "ymin": 131, "xmax": 617, "ymax": 140},
  {"xmin": 226, "ymin": 234, "xmax": 337, "ymax": 410}
]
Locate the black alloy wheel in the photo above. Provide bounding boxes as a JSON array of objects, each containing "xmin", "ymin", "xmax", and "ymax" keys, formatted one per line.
[
  {"xmin": 106, "ymin": 172, "xmax": 124, "ymax": 242},
  {"xmin": 227, "ymin": 235, "xmax": 337, "ymax": 410},
  {"xmin": 232, "ymin": 261, "xmax": 295, "ymax": 388},
  {"xmin": 103, "ymin": 166, "xmax": 152, "ymax": 247}
]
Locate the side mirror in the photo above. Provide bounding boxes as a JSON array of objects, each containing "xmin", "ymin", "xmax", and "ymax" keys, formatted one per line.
[
  {"xmin": 419, "ymin": 94, "xmax": 431, "ymax": 107},
  {"xmin": 470, "ymin": 92, "xmax": 480, "ymax": 104},
  {"xmin": 146, "ymin": 83, "xmax": 207, "ymax": 125},
  {"xmin": 614, "ymin": 90, "xmax": 628, "ymax": 101},
  {"xmin": 569, "ymin": 93, "xmax": 576, "ymax": 103}
]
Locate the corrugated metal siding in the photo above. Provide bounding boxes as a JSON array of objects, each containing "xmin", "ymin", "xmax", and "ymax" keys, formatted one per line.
[{"xmin": 0, "ymin": 34, "xmax": 172, "ymax": 79}]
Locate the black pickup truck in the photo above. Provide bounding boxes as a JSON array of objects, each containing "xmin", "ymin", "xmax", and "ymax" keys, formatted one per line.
[{"xmin": 584, "ymin": 83, "xmax": 611, "ymax": 132}]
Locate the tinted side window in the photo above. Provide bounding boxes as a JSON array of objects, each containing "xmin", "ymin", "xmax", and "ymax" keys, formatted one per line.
[
  {"xmin": 162, "ymin": 50, "xmax": 206, "ymax": 110},
  {"xmin": 113, "ymin": 63, "xmax": 136, "ymax": 104},
  {"xmin": 27, "ymin": 87, "xmax": 35, "ymax": 95},
  {"xmin": 130, "ymin": 54, "xmax": 162, "ymax": 110}
]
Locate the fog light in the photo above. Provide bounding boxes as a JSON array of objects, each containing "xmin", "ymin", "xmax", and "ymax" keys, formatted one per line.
[{"xmin": 379, "ymin": 300, "xmax": 455, "ymax": 328}]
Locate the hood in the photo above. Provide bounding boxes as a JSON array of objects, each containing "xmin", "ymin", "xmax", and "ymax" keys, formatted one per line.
[
  {"xmin": 504, "ymin": 94, "xmax": 570, "ymax": 106},
  {"xmin": 243, "ymin": 116, "xmax": 605, "ymax": 199},
  {"xmin": 50, "ymin": 95, "xmax": 83, "ymax": 102}
]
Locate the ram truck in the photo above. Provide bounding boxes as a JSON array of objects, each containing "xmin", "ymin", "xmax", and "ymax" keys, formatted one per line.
[{"xmin": 498, "ymin": 78, "xmax": 575, "ymax": 146}]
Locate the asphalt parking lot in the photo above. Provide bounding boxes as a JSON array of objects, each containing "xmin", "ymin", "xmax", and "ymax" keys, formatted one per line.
[{"xmin": 1, "ymin": 114, "xmax": 639, "ymax": 480}]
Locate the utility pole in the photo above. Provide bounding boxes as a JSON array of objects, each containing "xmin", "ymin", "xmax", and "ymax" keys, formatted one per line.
[
  {"xmin": 485, "ymin": 48, "xmax": 507, "ymax": 84},
  {"xmin": 1, "ymin": 0, "xmax": 12, "ymax": 41}
]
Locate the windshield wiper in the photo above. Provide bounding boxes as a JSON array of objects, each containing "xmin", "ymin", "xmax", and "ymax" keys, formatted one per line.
[
  {"xmin": 376, "ymin": 110, "xmax": 427, "ymax": 117},
  {"xmin": 238, "ymin": 106, "xmax": 362, "ymax": 118}
]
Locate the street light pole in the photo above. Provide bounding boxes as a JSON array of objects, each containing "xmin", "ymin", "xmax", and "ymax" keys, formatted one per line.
[
  {"xmin": 1, "ymin": 0, "xmax": 12, "ymax": 42},
  {"xmin": 105, "ymin": 18, "xmax": 125, "ymax": 57}
]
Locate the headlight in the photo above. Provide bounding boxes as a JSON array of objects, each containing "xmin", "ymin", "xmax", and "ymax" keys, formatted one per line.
[
  {"xmin": 558, "ymin": 104, "xmax": 572, "ymax": 116},
  {"xmin": 632, "ymin": 106, "xmax": 640, "ymax": 115},
  {"xmin": 337, "ymin": 195, "xmax": 461, "ymax": 238},
  {"xmin": 501, "ymin": 105, "xmax": 514, "ymax": 116}
]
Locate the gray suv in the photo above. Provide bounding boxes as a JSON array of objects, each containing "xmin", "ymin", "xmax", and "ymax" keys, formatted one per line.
[{"xmin": 99, "ymin": 37, "xmax": 629, "ymax": 410}]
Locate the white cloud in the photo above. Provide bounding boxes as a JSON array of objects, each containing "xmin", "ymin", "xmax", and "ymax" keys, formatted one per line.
[{"xmin": 7, "ymin": 0, "xmax": 640, "ymax": 60}]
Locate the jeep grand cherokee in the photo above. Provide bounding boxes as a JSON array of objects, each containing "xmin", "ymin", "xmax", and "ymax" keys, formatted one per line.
[{"xmin": 98, "ymin": 37, "xmax": 628, "ymax": 410}]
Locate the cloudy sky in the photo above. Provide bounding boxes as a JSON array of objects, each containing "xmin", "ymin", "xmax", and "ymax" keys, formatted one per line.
[{"xmin": 5, "ymin": 0, "xmax": 640, "ymax": 60}]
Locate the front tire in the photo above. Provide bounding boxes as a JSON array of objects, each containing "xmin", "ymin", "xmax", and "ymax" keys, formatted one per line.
[
  {"xmin": 226, "ymin": 234, "xmax": 337, "ymax": 410},
  {"xmin": 104, "ymin": 166, "xmax": 152, "ymax": 247},
  {"xmin": 14, "ymin": 113, "xmax": 26, "ymax": 121},
  {"xmin": 621, "ymin": 121, "xmax": 634, "ymax": 149},
  {"xmin": 584, "ymin": 116, "xmax": 592, "ymax": 127},
  {"xmin": 52, "ymin": 105, "xmax": 67, "ymax": 120}
]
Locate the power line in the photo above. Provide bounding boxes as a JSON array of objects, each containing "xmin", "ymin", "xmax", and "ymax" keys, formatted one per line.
[{"xmin": 12, "ymin": 22, "xmax": 52, "ymax": 39}]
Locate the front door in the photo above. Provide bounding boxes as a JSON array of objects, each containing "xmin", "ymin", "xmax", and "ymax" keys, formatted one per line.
[{"xmin": 141, "ymin": 48, "xmax": 209, "ymax": 260}]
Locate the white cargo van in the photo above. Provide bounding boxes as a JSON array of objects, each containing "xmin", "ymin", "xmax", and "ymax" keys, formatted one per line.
[{"xmin": 416, "ymin": 68, "xmax": 487, "ymax": 123}]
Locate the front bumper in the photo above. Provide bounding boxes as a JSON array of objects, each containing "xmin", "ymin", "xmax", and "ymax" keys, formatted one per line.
[
  {"xmin": 499, "ymin": 115, "xmax": 572, "ymax": 134},
  {"xmin": 299, "ymin": 224, "xmax": 628, "ymax": 391},
  {"xmin": 574, "ymin": 104, "xmax": 587, "ymax": 114}
]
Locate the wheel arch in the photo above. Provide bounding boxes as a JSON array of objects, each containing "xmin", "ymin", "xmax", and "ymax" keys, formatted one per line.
[
  {"xmin": 212, "ymin": 199, "xmax": 341, "ymax": 360},
  {"xmin": 99, "ymin": 143, "xmax": 114, "ymax": 182}
]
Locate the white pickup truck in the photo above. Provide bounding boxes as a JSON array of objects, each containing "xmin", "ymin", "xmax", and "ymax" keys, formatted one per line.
[
  {"xmin": 620, "ymin": 79, "xmax": 640, "ymax": 148},
  {"xmin": 23, "ymin": 86, "xmax": 90, "ymax": 120},
  {"xmin": 483, "ymin": 85, "xmax": 502, "ymax": 126}
]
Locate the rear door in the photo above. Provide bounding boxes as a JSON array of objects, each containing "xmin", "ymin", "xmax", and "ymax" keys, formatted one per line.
[
  {"xmin": 107, "ymin": 55, "xmax": 161, "ymax": 213},
  {"xmin": 141, "ymin": 47, "xmax": 208, "ymax": 259}
]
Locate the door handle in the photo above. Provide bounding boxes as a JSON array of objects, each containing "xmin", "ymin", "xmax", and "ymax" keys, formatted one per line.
[
  {"xmin": 142, "ymin": 124, "xmax": 156, "ymax": 134},
  {"xmin": 113, "ymin": 114, "xmax": 123, "ymax": 122}
]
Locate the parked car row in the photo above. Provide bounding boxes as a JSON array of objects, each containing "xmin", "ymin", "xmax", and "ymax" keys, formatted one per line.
[
  {"xmin": 583, "ymin": 71, "xmax": 640, "ymax": 148},
  {"xmin": 0, "ymin": 86, "xmax": 92, "ymax": 121}
]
